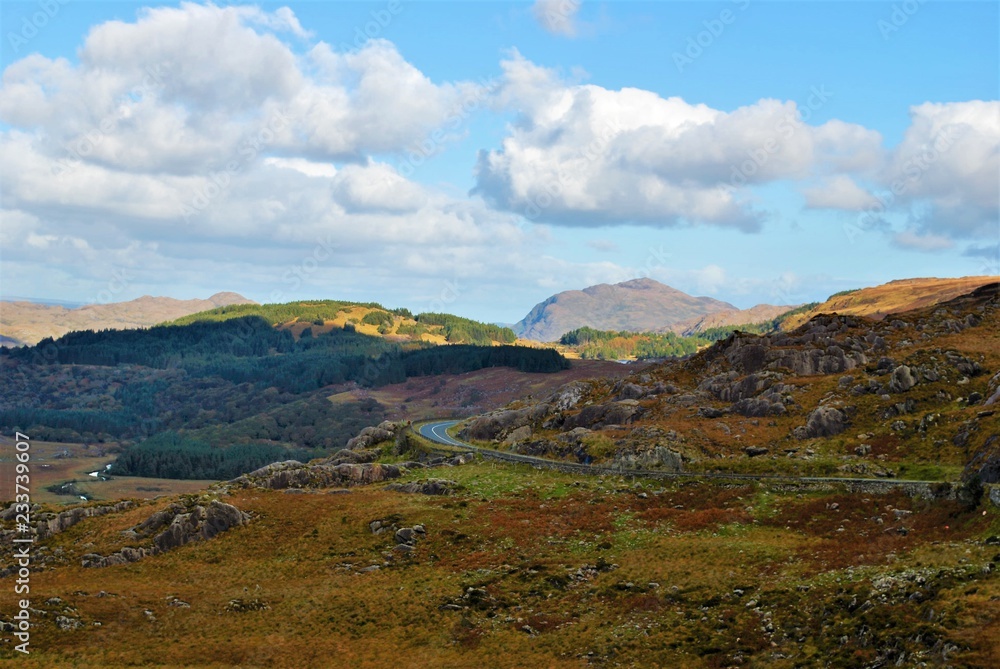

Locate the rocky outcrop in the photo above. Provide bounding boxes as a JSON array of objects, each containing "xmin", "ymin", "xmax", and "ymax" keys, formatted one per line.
[
  {"xmin": 347, "ymin": 421, "xmax": 406, "ymax": 450},
  {"xmin": 548, "ymin": 382, "xmax": 590, "ymax": 411},
  {"xmin": 699, "ymin": 371, "xmax": 787, "ymax": 402},
  {"xmin": 985, "ymin": 372, "xmax": 1000, "ymax": 407},
  {"xmin": 793, "ymin": 406, "xmax": 850, "ymax": 439},
  {"xmin": 564, "ymin": 400, "xmax": 642, "ymax": 430},
  {"xmin": 504, "ymin": 425, "xmax": 532, "ymax": 444},
  {"xmin": 1, "ymin": 500, "xmax": 135, "ymax": 542},
  {"xmin": 83, "ymin": 499, "xmax": 248, "ymax": 568},
  {"xmin": 731, "ymin": 397, "xmax": 787, "ymax": 417},
  {"xmin": 385, "ymin": 479, "xmax": 457, "ymax": 495},
  {"xmin": 460, "ymin": 405, "xmax": 551, "ymax": 442},
  {"xmin": 613, "ymin": 446, "xmax": 683, "ymax": 472},
  {"xmin": 230, "ymin": 459, "xmax": 404, "ymax": 490}
]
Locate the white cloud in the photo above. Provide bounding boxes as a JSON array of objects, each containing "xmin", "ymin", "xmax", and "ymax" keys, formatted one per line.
[
  {"xmin": 0, "ymin": 3, "xmax": 552, "ymax": 308},
  {"xmin": 879, "ymin": 101, "xmax": 1000, "ymax": 239},
  {"xmin": 474, "ymin": 53, "xmax": 882, "ymax": 230},
  {"xmin": 532, "ymin": 0, "xmax": 582, "ymax": 37},
  {"xmin": 803, "ymin": 175, "xmax": 879, "ymax": 211},
  {"xmin": 0, "ymin": 4, "xmax": 477, "ymax": 177},
  {"xmin": 263, "ymin": 157, "xmax": 337, "ymax": 178}
]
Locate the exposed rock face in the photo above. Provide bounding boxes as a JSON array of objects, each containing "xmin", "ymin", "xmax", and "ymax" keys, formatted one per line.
[
  {"xmin": 460, "ymin": 405, "xmax": 551, "ymax": 442},
  {"xmin": 889, "ymin": 365, "xmax": 917, "ymax": 393},
  {"xmin": 385, "ymin": 479, "xmax": 457, "ymax": 495},
  {"xmin": 794, "ymin": 407, "xmax": 850, "ymax": 439},
  {"xmin": 985, "ymin": 372, "xmax": 1000, "ymax": 407},
  {"xmin": 1, "ymin": 500, "xmax": 134, "ymax": 541},
  {"xmin": 230, "ymin": 459, "xmax": 404, "ymax": 490},
  {"xmin": 549, "ymin": 382, "xmax": 590, "ymax": 411},
  {"xmin": 717, "ymin": 317, "xmax": 870, "ymax": 377},
  {"xmin": 504, "ymin": 425, "xmax": 532, "ymax": 444},
  {"xmin": 82, "ymin": 499, "xmax": 248, "ymax": 568},
  {"xmin": 731, "ymin": 397, "xmax": 787, "ymax": 417},
  {"xmin": 152, "ymin": 500, "xmax": 249, "ymax": 553},
  {"xmin": 613, "ymin": 446, "xmax": 683, "ymax": 472},
  {"xmin": 564, "ymin": 401, "xmax": 642, "ymax": 430},
  {"xmin": 347, "ymin": 421, "xmax": 406, "ymax": 450}
]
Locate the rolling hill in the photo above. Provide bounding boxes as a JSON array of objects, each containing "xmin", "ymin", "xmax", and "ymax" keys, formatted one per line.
[
  {"xmin": 780, "ymin": 276, "xmax": 999, "ymax": 330},
  {"xmin": 673, "ymin": 303, "xmax": 801, "ymax": 335},
  {"xmin": 0, "ymin": 292, "xmax": 254, "ymax": 347}
]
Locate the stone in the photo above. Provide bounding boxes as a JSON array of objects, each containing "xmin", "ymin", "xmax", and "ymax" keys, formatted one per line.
[
  {"xmin": 793, "ymin": 406, "xmax": 849, "ymax": 440},
  {"xmin": 889, "ymin": 365, "xmax": 917, "ymax": 393},
  {"xmin": 385, "ymin": 479, "xmax": 456, "ymax": 495},
  {"xmin": 503, "ymin": 425, "xmax": 532, "ymax": 444},
  {"xmin": 55, "ymin": 616, "xmax": 82, "ymax": 631}
]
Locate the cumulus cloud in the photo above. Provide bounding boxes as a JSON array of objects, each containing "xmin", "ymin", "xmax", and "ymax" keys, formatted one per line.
[
  {"xmin": 803, "ymin": 175, "xmax": 879, "ymax": 211},
  {"xmin": 0, "ymin": 3, "xmax": 554, "ymax": 308},
  {"xmin": 0, "ymin": 3, "xmax": 480, "ymax": 178},
  {"xmin": 473, "ymin": 53, "xmax": 882, "ymax": 230},
  {"xmin": 532, "ymin": 0, "xmax": 582, "ymax": 37},
  {"xmin": 878, "ymin": 101, "xmax": 1000, "ymax": 239}
]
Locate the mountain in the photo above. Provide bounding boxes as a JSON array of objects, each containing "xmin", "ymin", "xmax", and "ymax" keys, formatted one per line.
[
  {"xmin": 6, "ymin": 284, "xmax": 997, "ymax": 668},
  {"xmin": 462, "ymin": 282, "xmax": 1000, "ymax": 482},
  {"xmin": 513, "ymin": 278, "xmax": 737, "ymax": 341},
  {"xmin": 780, "ymin": 276, "xmax": 999, "ymax": 331},
  {"xmin": 671, "ymin": 303, "xmax": 801, "ymax": 335},
  {"xmin": 0, "ymin": 292, "xmax": 255, "ymax": 347}
]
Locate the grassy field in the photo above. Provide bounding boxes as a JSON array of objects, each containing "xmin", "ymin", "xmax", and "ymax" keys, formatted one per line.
[
  {"xmin": 0, "ymin": 436, "xmax": 215, "ymax": 505},
  {"xmin": 781, "ymin": 276, "xmax": 998, "ymax": 330},
  {"xmin": 3, "ymin": 459, "xmax": 998, "ymax": 668}
]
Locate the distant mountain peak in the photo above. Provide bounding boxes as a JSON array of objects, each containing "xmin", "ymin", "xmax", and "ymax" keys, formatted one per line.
[
  {"xmin": 615, "ymin": 277, "xmax": 663, "ymax": 289},
  {"xmin": 514, "ymin": 279, "xmax": 736, "ymax": 341}
]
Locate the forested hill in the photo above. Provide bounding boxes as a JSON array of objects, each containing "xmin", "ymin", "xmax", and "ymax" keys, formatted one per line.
[
  {"xmin": 5, "ymin": 316, "xmax": 562, "ymax": 393},
  {"xmin": 0, "ymin": 316, "xmax": 566, "ymax": 478},
  {"xmin": 169, "ymin": 300, "xmax": 518, "ymax": 346}
]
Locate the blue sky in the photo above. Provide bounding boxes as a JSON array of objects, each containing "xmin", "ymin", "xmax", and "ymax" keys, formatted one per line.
[{"xmin": 1, "ymin": 1, "xmax": 997, "ymax": 323}]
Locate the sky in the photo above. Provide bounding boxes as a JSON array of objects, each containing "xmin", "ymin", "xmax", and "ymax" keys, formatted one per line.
[{"xmin": 0, "ymin": 0, "xmax": 997, "ymax": 324}]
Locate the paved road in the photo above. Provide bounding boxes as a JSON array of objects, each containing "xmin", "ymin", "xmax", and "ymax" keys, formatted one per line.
[
  {"xmin": 418, "ymin": 420, "xmax": 467, "ymax": 448},
  {"xmin": 416, "ymin": 420, "xmax": 946, "ymax": 491}
]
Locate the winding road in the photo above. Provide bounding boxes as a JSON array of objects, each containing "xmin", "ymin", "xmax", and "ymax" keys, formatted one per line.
[{"xmin": 416, "ymin": 420, "xmax": 967, "ymax": 496}]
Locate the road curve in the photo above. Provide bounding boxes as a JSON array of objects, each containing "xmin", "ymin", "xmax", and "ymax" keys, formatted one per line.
[
  {"xmin": 418, "ymin": 420, "xmax": 467, "ymax": 447},
  {"xmin": 415, "ymin": 420, "xmax": 946, "ymax": 490}
]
